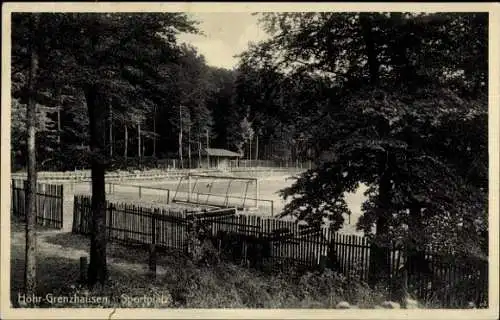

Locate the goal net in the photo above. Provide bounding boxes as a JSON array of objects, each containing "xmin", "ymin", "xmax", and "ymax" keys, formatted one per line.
[{"xmin": 172, "ymin": 174, "xmax": 259, "ymax": 210}]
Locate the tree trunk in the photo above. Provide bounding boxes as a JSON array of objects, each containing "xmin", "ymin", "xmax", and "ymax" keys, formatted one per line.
[
  {"xmin": 137, "ymin": 122, "xmax": 141, "ymax": 161},
  {"xmin": 57, "ymin": 108, "xmax": 61, "ymax": 149},
  {"xmin": 152, "ymin": 105, "xmax": 156, "ymax": 157},
  {"xmin": 359, "ymin": 13, "xmax": 380, "ymax": 86},
  {"xmin": 57, "ymin": 107, "xmax": 61, "ymax": 169},
  {"xmin": 179, "ymin": 106, "xmax": 183, "ymax": 169},
  {"xmin": 198, "ymin": 131, "xmax": 202, "ymax": 168},
  {"xmin": 85, "ymin": 83, "xmax": 108, "ymax": 287},
  {"xmin": 255, "ymin": 135, "xmax": 259, "ymax": 161},
  {"xmin": 206, "ymin": 129, "xmax": 210, "ymax": 168},
  {"xmin": 249, "ymin": 139, "xmax": 252, "ymax": 161},
  {"xmin": 24, "ymin": 13, "xmax": 39, "ymax": 296},
  {"xmin": 124, "ymin": 125, "xmax": 128, "ymax": 162},
  {"xmin": 391, "ymin": 207, "xmax": 415, "ymax": 305},
  {"xmin": 368, "ymin": 169, "xmax": 391, "ymax": 287},
  {"xmin": 108, "ymin": 103, "xmax": 113, "ymax": 157},
  {"xmin": 360, "ymin": 11, "xmax": 391, "ymax": 288},
  {"xmin": 390, "ymin": 12, "xmax": 414, "ymax": 88},
  {"xmin": 188, "ymin": 124, "xmax": 192, "ymax": 169},
  {"xmin": 367, "ymin": 90, "xmax": 393, "ymax": 288},
  {"xmin": 402, "ymin": 205, "xmax": 428, "ymax": 301}
]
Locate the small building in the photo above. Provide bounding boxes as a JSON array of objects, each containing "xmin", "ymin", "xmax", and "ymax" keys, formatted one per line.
[{"xmin": 201, "ymin": 148, "xmax": 242, "ymax": 169}]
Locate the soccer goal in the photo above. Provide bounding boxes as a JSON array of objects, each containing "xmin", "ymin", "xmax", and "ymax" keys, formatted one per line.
[{"xmin": 172, "ymin": 174, "xmax": 259, "ymax": 210}]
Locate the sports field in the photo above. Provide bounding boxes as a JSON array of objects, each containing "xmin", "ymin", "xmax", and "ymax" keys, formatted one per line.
[
  {"xmin": 73, "ymin": 172, "xmax": 367, "ymax": 235},
  {"xmin": 149, "ymin": 175, "xmax": 366, "ymax": 225}
]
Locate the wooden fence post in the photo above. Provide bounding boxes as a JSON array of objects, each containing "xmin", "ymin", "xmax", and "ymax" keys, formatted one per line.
[
  {"xmin": 59, "ymin": 184, "xmax": 64, "ymax": 229},
  {"xmin": 79, "ymin": 256, "xmax": 88, "ymax": 284},
  {"xmin": 39, "ymin": 183, "xmax": 45, "ymax": 226},
  {"xmin": 108, "ymin": 203, "xmax": 113, "ymax": 240},
  {"xmin": 151, "ymin": 211, "xmax": 157, "ymax": 246},
  {"xmin": 149, "ymin": 212, "xmax": 157, "ymax": 279},
  {"xmin": 72, "ymin": 196, "xmax": 78, "ymax": 233},
  {"xmin": 400, "ymin": 265, "xmax": 409, "ymax": 307},
  {"xmin": 23, "ymin": 180, "xmax": 28, "ymax": 221},
  {"xmin": 86, "ymin": 197, "xmax": 92, "ymax": 234}
]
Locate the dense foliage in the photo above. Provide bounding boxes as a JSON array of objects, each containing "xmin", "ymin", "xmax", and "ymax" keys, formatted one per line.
[
  {"xmin": 11, "ymin": 14, "xmax": 316, "ymax": 171},
  {"xmin": 12, "ymin": 12, "xmax": 488, "ymax": 288},
  {"xmin": 243, "ymin": 13, "xmax": 488, "ymax": 261}
]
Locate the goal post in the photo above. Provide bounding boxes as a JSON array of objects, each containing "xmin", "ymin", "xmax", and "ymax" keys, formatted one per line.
[{"xmin": 172, "ymin": 174, "xmax": 259, "ymax": 209}]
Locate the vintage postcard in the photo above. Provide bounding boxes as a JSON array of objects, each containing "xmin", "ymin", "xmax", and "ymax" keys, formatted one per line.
[{"xmin": 1, "ymin": 2, "xmax": 499, "ymax": 319}]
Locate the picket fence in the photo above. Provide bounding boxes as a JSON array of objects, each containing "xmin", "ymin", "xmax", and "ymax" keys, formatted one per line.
[
  {"xmin": 11, "ymin": 179, "xmax": 64, "ymax": 229},
  {"xmin": 72, "ymin": 195, "xmax": 488, "ymax": 308}
]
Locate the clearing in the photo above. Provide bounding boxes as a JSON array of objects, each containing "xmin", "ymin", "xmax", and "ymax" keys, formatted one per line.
[
  {"xmin": 70, "ymin": 171, "xmax": 367, "ymax": 235},
  {"xmin": 10, "ymin": 217, "xmax": 384, "ymax": 308}
]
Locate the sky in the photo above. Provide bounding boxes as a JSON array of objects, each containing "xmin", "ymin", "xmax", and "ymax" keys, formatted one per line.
[{"xmin": 177, "ymin": 12, "xmax": 270, "ymax": 70}]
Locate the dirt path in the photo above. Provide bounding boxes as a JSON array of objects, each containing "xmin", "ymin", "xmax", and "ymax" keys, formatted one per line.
[
  {"xmin": 10, "ymin": 223, "xmax": 173, "ymax": 301},
  {"xmin": 62, "ymin": 183, "xmax": 75, "ymax": 232}
]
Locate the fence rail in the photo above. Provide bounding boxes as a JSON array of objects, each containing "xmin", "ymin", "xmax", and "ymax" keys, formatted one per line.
[
  {"xmin": 122, "ymin": 157, "xmax": 314, "ymax": 170},
  {"xmin": 12, "ymin": 160, "xmax": 313, "ymax": 181},
  {"xmin": 106, "ymin": 183, "xmax": 171, "ymax": 204},
  {"xmin": 11, "ymin": 179, "xmax": 64, "ymax": 229},
  {"xmin": 105, "ymin": 182, "xmax": 275, "ymax": 216},
  {"xmin": 172, "ymin": 191, "xmax": 275, "ymax": 216},
  {"xmin": 72, "ymin": 195, "xmax": 487, "ymax": 308},
  {"xmin": 11, "ymin": 169, "xmax": 222, "ymax": 182}
]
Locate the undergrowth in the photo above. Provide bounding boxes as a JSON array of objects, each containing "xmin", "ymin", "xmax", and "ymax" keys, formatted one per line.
[
  {"xmin": 11, "ymin": 221, "xmax": 476, "ymax": 309},
  {"xmin": 12, "ymin": 239, "xmax": 387, "ymax": 309},
  {"xmin": 39, "ymin": 262, "xmax": 389, "ymax": 308}
]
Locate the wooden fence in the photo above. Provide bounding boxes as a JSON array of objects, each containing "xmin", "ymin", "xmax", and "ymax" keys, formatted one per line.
[
  {"xmin": 72, "ymin": 195, "xmax": 237, "ymax": 250},
  {"xmin": 11, "ymin": 179, "xmax": 64, "ymax": 229},
  {"xmin": 72, "ymin": 195, "xmax": 488, "ymax": 307}
]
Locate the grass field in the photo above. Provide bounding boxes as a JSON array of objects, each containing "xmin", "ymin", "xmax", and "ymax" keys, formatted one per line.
[
  {"xmin": 72, "ymin": 172, "xmax": 367, "ymax": 235},
  {"xmin": 134, "ymin": 176, "xmax": 367, "ymax": 235}
]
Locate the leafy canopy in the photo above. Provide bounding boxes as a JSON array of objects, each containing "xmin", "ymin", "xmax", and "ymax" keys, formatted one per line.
[{"xmin": 243, "ymin": 12, "xmax": 488, "ymax": 255}]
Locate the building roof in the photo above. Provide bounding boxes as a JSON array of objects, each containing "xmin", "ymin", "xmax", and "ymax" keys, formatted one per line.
[{"xmin": 203, "ymin": 148, "xmax": 242, "ymax": 158}]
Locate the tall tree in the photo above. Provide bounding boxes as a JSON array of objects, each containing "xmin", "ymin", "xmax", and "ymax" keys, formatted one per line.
[
  {"xmin": 240, "ymin": 116, "xmax": 254, "ymax": 159},
  {"xmin": 24, "ymin": 13, "xmax": 40, "ymax": 296},
  {"xmin": 178, "ymin": 105, "xmax": 184, "ymax": 168},
  {"xmin": 207, "ymin": 68, "xmax": 241, "ymax": 151},
  {"xmin": 247, "ymin": 12, "xmax": 488, "ymax": 287},
  {"xmin": 11, "ymin": 12, "xmax": 199, "ymax": 286}
]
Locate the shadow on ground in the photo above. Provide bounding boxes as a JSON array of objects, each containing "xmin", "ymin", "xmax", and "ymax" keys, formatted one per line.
[
  {"xmin": 10, "ymin": 229, "xmax": 177, "ymax": 308},
  {"xmin": 42, "ymin": 232, "xmax": 187, "ymax": 267},
  {"xmin": 10, "ymin": 253, "xmax": 175, "ymax": 308},
  {"xmin": 10, "ymin": 255, "xmax": 81, "ymax": 308}
]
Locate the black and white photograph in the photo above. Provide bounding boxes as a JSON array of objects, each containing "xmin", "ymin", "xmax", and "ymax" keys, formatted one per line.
[{"xmin": 1, "ymin": 2, "xmax": 498, "ymax": 319}]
